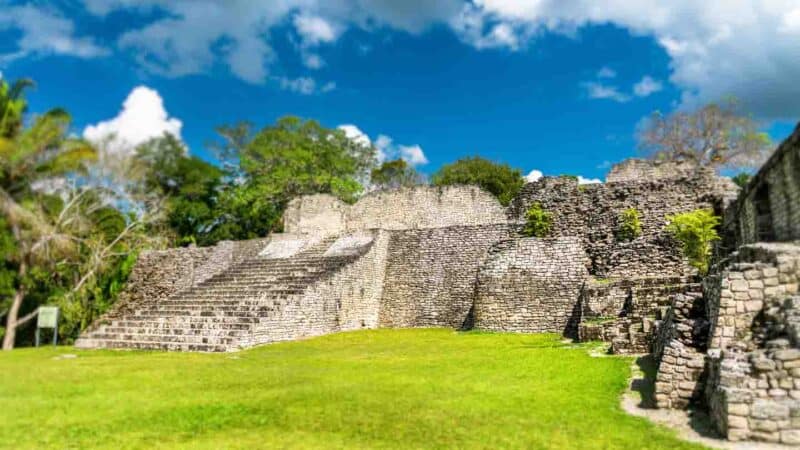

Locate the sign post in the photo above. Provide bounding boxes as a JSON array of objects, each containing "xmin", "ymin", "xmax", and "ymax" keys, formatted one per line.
[{"xmin": 35, "ymin": 306, "xmax": 59, "ymax": 347}]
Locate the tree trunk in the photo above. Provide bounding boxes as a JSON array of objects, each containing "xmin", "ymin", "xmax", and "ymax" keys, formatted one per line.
[{"xmin": 2, "ymin": 261, "xmax": 27, "ymax": 351}]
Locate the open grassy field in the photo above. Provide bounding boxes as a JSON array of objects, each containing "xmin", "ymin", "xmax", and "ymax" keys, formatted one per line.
[{"xmin": 0, "ymin": 329, "xmax": 703, "ymax": 449}]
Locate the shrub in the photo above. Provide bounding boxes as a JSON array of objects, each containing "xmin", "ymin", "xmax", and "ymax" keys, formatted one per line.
[
  {"xmin": 523, "ymin": 202, "xmax": 552, "ymax": 237},
  {"xmin": 616, "ymin": 208, "xmax": 642, "ymax": 242},
  {"xmin": 665, "ymin": 209, "xmax": 721, "ymax": 275}
]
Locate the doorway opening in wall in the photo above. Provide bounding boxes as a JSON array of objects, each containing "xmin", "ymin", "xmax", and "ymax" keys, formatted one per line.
[{"xmin": 754, "ymin": 184, "xmax": 775, "ymax": 242}]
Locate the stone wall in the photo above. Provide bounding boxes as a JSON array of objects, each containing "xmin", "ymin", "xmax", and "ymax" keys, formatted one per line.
[
  {"xmin": 284, "ymin": 186, "xmax": 509, "ymax": 235},
  {"xmin": 733, "ymin": 123, "xmax": 800, "ymax": 245},
  {"xmin": 283, "ymin": 194, "xmax": 348, "ymax": 236},
  {"xmin": 606, "ymin": 158, "xmax": 707, "ymax": 183},
  {"xmin": 507, "ymin": 174, "xmax": 734, "ymax": 278},
  {"xmin": 473, "ymin": 237, "xmax": 588, "ymax": 335},
  {"xmin": 379, "ymin": 224, "xmax": 515, "ymax": 329}
]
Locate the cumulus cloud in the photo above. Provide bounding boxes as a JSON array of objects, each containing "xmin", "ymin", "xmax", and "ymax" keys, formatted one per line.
[
  {"xmin": 19, "ymin": 1, "xmax": 800, "ymax": 117},
  {"xmin": 525, "ymin": 169, "xmax": 601, "ymax": 184},
  {"xmin": 633, "ymin": 76, "xmax": 663, "ymax": 97},
  {"xmin": 525, "ymin": 169, "xmax": 543, "ymax": 182},
  {"xmin": 83, "ymin": 86, "xmax": 183, "ymax": 155},
  {"xmin": 577, "ymin": 175, "xmax": 602, "ymax": 184},
  {"xmin": 398, "ymin": 145, "xmax": 429, "ymax": 166},
  {"xmin": 459, "ymin": 0, "xmax": 800, "ymax": 119},
  {"xmin": 338, "ymin": 124, "xmax": 371, "ymax": 146},
  {"xmin": 339, "ymin": 126, "xmax": 428, "ymax": 167},
  {"xmin": 294, "ymin": 14, "xmax": 339, "ymax": 46},
  {"xmin": 0, "ymin": 4, "xmax": 107, "ymax": 62}
]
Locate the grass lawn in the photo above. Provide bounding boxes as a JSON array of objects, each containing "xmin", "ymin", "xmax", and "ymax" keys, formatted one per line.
[{"xmin": 0, "ymin": 329, "xmax": 704, "ymax": 449}]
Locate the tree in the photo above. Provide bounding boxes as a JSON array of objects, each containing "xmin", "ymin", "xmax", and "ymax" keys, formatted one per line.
[
  {"xmin": 370, "ymin": 159, "xmax": 424, "ymax": 189},
  {"xmin": 133, "ymin": 134, "xmax": 223, "ymax": 246},
  {"xmin": 241, "ymin": 116, "xmax": 376, "ymax": 205},
  {"xmin": 431, "ymin": 156, "xmax": 524, "ymax": 206},
  {"xmin": 0, "ymin": 79, "xmax": 98, "ymax": 349},
  {"xmin": 638, "ymin": 99, "xmax": 772, "ymax": 171}
]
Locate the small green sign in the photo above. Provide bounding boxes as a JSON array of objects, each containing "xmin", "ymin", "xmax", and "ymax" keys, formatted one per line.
[{"xmin": 37, "ymin": 306, "xmax": 59, "ymax": 329}]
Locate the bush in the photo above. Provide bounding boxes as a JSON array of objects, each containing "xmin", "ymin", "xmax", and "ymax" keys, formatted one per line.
[
  {"xmin": 665, "ymin": 209, "xmax": 721, "ymax": 274},
  {"xmin": 617, "ymin": 208, "xmax": 642, "ymax": 242},
  {"xmin": 523, "ymin": 202, "xmax": 552, "ymax": 237},
  {"xmin": 431, "ymin": 157, "xmax": 524, "ymax": 206}
]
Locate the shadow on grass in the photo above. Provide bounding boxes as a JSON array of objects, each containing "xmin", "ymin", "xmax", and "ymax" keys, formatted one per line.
[{"xmin": 632, "ymin": 354, "xmax": 657, "ymax": 409}]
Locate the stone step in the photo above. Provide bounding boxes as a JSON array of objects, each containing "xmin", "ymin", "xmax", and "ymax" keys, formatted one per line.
[
  {"xmin": 132, "ymin": 308, "xmax": 280, "ymax": 318},
  {"xmin": 102, "ymin": 326, "xmax": 245, "ymax": 336},
  {"xmin": 112, "ymin": 317, "xmax": 259, "ymax": 327},
  {"xmin": 75, "ymin": 338, "xmax": 229, "ymax": 352},
  {"xmin": 89, "ymin": 332, "xmax": 236, "ymax": 345}
]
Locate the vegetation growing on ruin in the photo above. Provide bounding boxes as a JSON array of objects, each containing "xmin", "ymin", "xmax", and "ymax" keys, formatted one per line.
[
  {"xmin": 0, "ymin": 329, "xmax": 703, "ymax": 449},
  {"xmin": 732, "ymin": 172, "xmax": 752, "ymax": 189},
  {"xmin": 616, "ymin": 208, "xmax": 642, "ymax": 242},
  {"xmin": 666, "ymin": 209, "xmax": 721, "ymax": 274},
  {"xmin": 431, "ymin": 156, "xmax": 524, "ymax": 206},
  {"xmin": 523, "ymin": 202, "xmax": 553, "ymax": 238}
]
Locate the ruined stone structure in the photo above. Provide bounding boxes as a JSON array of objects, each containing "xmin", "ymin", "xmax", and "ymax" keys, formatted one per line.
[
  {"xmin": 649, "ymin": 123, "xmax": 800, "ymax": 445},
  {"xmin": 76, "ymin": 121, "xmax": 800, "ymax": 446}
]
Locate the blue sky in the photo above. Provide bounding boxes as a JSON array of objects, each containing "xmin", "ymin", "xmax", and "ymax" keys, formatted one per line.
[{"xmin": 2, "ymin": 1, "xmax": 799, "ymax": 182}]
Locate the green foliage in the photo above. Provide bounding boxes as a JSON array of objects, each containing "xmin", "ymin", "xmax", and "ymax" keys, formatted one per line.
[
  {"xmin": 431, "ymin": 156, "xmax": 524, "ymax": 206},
  {"xmin": 241, "ymin": 116, "xmax": 375, "ymax": 204},
  {"xmin": 134, "ymin": 134, "xmax": 224, "ymax": 246},
  {"xmin": 0, "ymin": 330, "xmax": 705, "ymax": 450},
  {"xmin": 559, "ymin": 174, "xmax": 579, "ymax": 181},
  {"xmin": 370, "ymin": 159, "xmax": 423, "ymax": 189},
  {"xmin": 616, "ymin": 208, "xmax": 642, "ymax": 242},
  {"xmin": 523, "ymin": 202, "xmax": 552, "ymax": 238},
  {"xmin": 732, "ymin": 172, "xmax": 752, "ymax": 189},
  {"xmin": 665, "ymin": 209, "xmax": 721, "ymax": 274}
]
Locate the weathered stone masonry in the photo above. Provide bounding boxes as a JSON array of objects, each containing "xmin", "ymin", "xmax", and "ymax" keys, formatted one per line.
[{"xmin": 648, "ymin": 122, "xmax": 800, "ymax": 446}]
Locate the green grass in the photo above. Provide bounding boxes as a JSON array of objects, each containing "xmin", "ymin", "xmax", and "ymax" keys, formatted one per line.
[{"xmin": 0, "ymin": 329, "xmax": 704, "ymax": 449}]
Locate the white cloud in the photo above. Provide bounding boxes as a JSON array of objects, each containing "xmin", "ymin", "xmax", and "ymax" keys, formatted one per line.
[
  {"xmin": 460, "ymin": 0, "xmax": 800, "ymax": 120},
  {"xmin": 294, "ymin": 14, "xmax": 339, "ymax": 46},
  {"xmin": 582, "ymin": 82, "xmax": 630, "ymax": 103},
  {"xmin": 277, "ymin": 76, "xmax": 336, "ymax": 95},
  {"xmin": 597, "ymin": 67, "xmax": 616, "ymax": 78},
  {"xmin": 0, "ymin": 4, "xmax": 107, "ymax": 62},
  {"xmin": 525, "ymin": 169, "xmax": 601, "ymax": 184},
  {"xmin": 525, "ymin": 169, "xmax": 543, "ymax": 182},
  {"xmin": 338, "ymin": 124, "xmax": 371, "ymax": 146},
  {"xmin": 633, "ymin": 76, "xmax": 663, "ymax": 97},
  {"xmin": 83, "ymin": 86, "xmax": 183, "ymax": 155},
  {"xmin": 578, "ymin": 176, "xmax": 602, "ymax": 185},
  {"xmin": 19, "ymin": 1, "xmax": 800, "ymax": 117},
  {"xmin": 399, "ymin": 145, "xmax": 429, "ymax": 166},
  {"xmin": 340, "ymin": 127, "xmax": 428, "ymax": 166}
]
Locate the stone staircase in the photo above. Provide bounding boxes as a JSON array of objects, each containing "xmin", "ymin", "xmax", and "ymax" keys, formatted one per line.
[
  {"xmin": 578, "ymin": 275, "xmax": 703, "ymax": 354},
  {"xmin": 76, "ymin": 236, "xmax": 365, "ymax": 352}
]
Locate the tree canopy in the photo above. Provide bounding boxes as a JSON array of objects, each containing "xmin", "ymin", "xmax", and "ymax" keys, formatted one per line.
[
  {"xmin": 370, "ymin": 159, "xmax": 424, "ymax": 190},
  {"xmin": 241, "ymin": 116, "xmax": 375, "ymax": 204},
  {"xmin": 638, "ymin": 99, "xmax": 772, "ymax": 171},
  {"xmin": 431, "ymin": 157, "xmax": 524, "ymax": 206}
]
